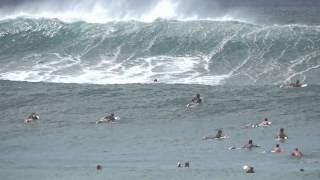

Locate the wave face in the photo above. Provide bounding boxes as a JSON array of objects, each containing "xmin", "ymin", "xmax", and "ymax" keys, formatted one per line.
[{"xmin": 0, "ymin": 18, "xmax": 320, "ymax": 85}]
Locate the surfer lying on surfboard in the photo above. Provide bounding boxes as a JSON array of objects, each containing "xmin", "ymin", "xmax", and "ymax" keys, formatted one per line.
[
  {"xmin": 203, "ymin": 129, "xmax": 229, "ymax": 140},
  {"xmin": 271, "ymin": 144, "xmax": 283, "ymax": 153},
  {"xmin": 244, "ymin": 118, "xmax": 272, "ymax": 128},
  {"xmin": 96, "ymin": 113, "xmax": 118, "ymax": 124},
  {"xmin": 229, "ymin": 139, "xmax": 260, "ymax": 150},
  {"xmin": 289, "ymin": 80, "xmax": 303, "ymax": 87},
  {"xmin": 186, "ymin": 93, "xmax": 202, "ymax": 111},
  {"xmin": 280, "ymin": 80, "xmax": 307, "ymax": 88}
]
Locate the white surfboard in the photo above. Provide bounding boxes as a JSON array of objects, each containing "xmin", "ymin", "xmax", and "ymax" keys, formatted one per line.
[
  {"xmin": 203, "ymin": 136, "xmax": 229, "ymax": 140},
  {"xmin": 228, "ymin": 146, "xmax": 242, "ymax": 150},
  {"xmin": 275, "ymin": 136, "xmax": 288, "ymax": 141},
  {"xmin": 96, "ymin": 116, "xmax": 120, "ymax": 124},
  {"xmin": 280, "ymin": 84, "xmax": 308, "ymax": 88}
]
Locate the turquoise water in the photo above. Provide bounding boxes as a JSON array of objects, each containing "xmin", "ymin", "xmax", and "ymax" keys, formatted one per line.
[
  {"xmin": 1, "ymin": 18, "xmax": 320, "ymax": 85},
  {"xmin": 0, "ymin": 80, "xmax": 319, "ymax": 179},
  {"xmin": 1, "ymin": 2, "xmax": 320, "ymax": 179}
]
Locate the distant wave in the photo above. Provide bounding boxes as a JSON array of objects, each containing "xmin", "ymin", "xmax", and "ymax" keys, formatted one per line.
[{"xmin": 0, "ymin": 18, "xmax": 319, "ymax": 85}]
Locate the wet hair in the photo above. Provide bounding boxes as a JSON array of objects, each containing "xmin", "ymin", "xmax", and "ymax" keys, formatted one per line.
[
  {"xmin": 96, "ymin": 165, "xmax": 102, "ymax": 170},
  {"xmin": 264, "ymin": 118, "xmax": 268, "ymax": 121},
  {"xmin": 280, "ymin": 128, "xmax": 284, "ymax": 132},
  {"xmin": 276, "ymin": 144, "xmax": 279, "ymax": 147},
  {"xmin": 196, "ymin": 94, "xmax": 200, "ymax": 97}
]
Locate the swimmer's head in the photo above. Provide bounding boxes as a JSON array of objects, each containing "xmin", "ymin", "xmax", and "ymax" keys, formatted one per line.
[{"xmin": 96, "ymin": 165, "xmax": 102, "ymax": 170}]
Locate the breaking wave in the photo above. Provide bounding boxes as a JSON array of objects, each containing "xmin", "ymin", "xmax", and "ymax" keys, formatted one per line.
[{"xmin": 0, "ymin": 18, "xmax": 320, "ymax": 85}]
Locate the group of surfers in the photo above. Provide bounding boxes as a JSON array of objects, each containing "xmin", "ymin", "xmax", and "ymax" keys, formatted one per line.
[{"xmin": 24, "ymin": 84, "xmax": 304, "ymax": 172}]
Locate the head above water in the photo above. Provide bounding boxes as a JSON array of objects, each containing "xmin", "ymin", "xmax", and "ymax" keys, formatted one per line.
[
  {"xmin": 276, "ymin": 144, "xmax": 280, "ymax": 147},
  {"xmin": 264, "ymin": 118, "xmax": 268, "ymax": 121},
  {"xmin": 296, "ymin": 80, "xmax": 300, "ymax": 84},
  {"xmin": 196, "ymin": 94, "xmax": 200, "ymax": 98},
  {"xmin": 280, "ymin": 128, "xmax": 284, "ymax": 132}
]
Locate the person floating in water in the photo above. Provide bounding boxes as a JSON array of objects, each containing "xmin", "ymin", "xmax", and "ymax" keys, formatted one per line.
[
  {"xmin": 291, "ymin": 148, "xmax": 303, "ymax": 157},
  {"xmin": 192, "ymin": 94, "xmax": 202, "ymax": 104},
  {"xmin": 272, "ymin": 144, "xmax": 283, "ymax": 153},
  {"xmin": 243, "ymin": 139, "xmax": 260, "ymax": 149},
  {"xmin": 153, "ymin": 79, "xmax": 158, "ymax": 83},
  {"xmin": 289, "ymin": 80, "xmax": 302, "ymax": 87},
  {"xmin": 258, "ymin": 118, "xmax": 272, "ymax": 126},
  {"xmin": 276, "ymin": 128, "xmax": 288, "ymax": 140},
  {"xmin": 25, "ymin": 112, "xmax": 39, "ymax": 123}
]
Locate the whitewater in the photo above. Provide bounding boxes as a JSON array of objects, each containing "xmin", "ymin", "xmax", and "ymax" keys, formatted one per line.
[{"xmin": 0, "ymin": 18, "xmax": 320, "ymax": 85}]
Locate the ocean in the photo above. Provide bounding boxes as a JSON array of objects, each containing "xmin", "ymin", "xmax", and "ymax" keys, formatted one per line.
[{"xmin": 0, "ymin": 1, "xmax": 320, "ymax": 179}]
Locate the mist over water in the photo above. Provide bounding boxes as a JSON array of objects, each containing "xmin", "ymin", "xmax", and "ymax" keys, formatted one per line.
[{"xmin": 1, "ymin": 0, "xmax": 320, "ymax": 24}]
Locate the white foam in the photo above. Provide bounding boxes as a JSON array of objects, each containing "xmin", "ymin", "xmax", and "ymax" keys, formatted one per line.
[
  {"xmin": 0, "ymin": 55, "xmax": 228, "ymax": 86},
  {"xmin": 0, "ymin": 0, "xmax": 250, "ymax": 24}
]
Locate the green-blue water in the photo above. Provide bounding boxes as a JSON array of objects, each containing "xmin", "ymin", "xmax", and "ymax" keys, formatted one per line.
[
  {"xmin": 0, "ymin": 18, "xmax": 320, "ymax": 85},
  {"xmin": 0, "ymin": 80, "xmax": 319, "ymax": 179},
  {"xmin": 1, "ymin": 2, "xmax": 320, "ymax": 178}
]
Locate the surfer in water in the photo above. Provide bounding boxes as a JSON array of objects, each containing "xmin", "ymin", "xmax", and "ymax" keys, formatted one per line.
[
  {"xmin": 272, "ymin": 144, "xmax": 283, "ymax": 153},
  {"xmin": 104, "ymin": 113, "xmax": 116, "ymax": 122},
  {"xmin": 258, "ymin": 118, "xmax": 272, "ymax": 126},
  {"xmin": 276, "ymin": 128, "xmax": 288, "ymax": 140},
  {"xmin": 291, "ymin": 148, "xmax": 303, "ymax": 157},
  {"xmin": 25, "ymin": 112, "xmax": 39, "ymax": 123},
  {"xmin": 203, "ymin": 129, "xmax": 228, "ymax": 140},
  {"xmin": 243, "ymin": 139, "xmax": 260, "ymax": 149},
  {"xmin": 192, "ymin": 94, "xmax": 202, "ymax": 103},
  {"xmin": 289, "ymin": 80, "xmax": 302, "ymax": 87},
  {"xmin": 186, "ymin": 93, "xmax": 202, "ymax": 111},
  {"xmin": 215, "ymin": 129, "xmax": 223, "ymax": 138},
  {"xmin": 97, "ymin": 113, "xmax": 116, "ymax": 124}
]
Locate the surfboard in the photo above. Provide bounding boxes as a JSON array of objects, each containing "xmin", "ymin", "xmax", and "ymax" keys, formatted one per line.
[
  {"xmin": 280, "ymin": 84, "xmax": 308, "ymax": 88},
  {"xmin": 203, "ymin": 136, "xmax": 229, "ymax": 140},
  {"xmin": 228, "ymin": 146, "xmax": 242, "ymax": 150},
  {"xmin": 275, "ymin": 136, "xmax": 288, "ymax": 141},
  {"xmin": 96, "ymin": 116, "xmax": 120, "ymax": 124}
]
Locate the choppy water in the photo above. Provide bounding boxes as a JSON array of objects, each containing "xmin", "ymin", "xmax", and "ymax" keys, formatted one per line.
[
  {"xmin": 1, "ymin": 1, "xmax": 320, "ymax": 179},
  {"xmin": 0, "ymin": 80, "xmax": 319, "ymax": 179}
]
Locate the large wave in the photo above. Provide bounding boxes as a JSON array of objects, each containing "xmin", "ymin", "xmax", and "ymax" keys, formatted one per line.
[{"xmin": 0, "ymin": 18, "xmax": 320, "ymax": 85}]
